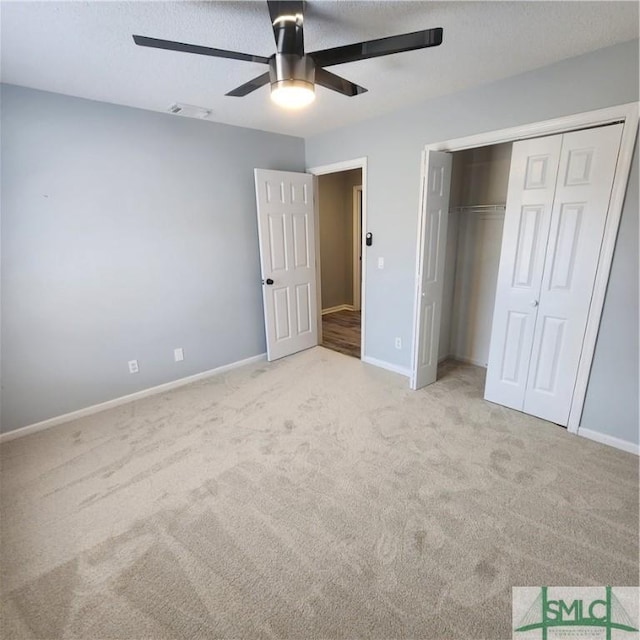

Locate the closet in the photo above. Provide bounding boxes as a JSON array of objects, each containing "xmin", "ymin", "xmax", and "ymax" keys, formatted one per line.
[
  {"xmin": 438, "ymin": 123, "xmax": 624, "ymax": 428},
  {"xmin": 439, "ymin": 143, "xmax": 512, "ymax": 366}
]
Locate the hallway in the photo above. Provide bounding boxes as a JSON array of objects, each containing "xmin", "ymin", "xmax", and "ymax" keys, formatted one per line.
[{"xmin": 321, "ymin": 310, "xmax": 361, "ymax": 359}]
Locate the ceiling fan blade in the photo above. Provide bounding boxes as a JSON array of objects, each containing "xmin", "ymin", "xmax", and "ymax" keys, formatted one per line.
[
  {"xmin": 133, "ymin": 35, "xmax": 270, "ymax": 65},
  {"xmin": 226, "ymin": 72, "xmax": 272, "ymax": 97},
  {"xmin": 267, "ymin": 0, "xmax": 304, "ymax": 55},
  {"xmin": 310, "ymin": 27, "xmax": 443, "ymax": 68},
  {"xmin": 314, "ymin": 68, "xmax": 367, "ymax": 97}
]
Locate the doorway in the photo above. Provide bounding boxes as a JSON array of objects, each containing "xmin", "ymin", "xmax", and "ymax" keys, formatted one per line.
[
  {"xmin": 440, "ymin": 143, "xmax": 512, "ymax": 368},
  {"xmin": 317, "ymin": 169, "xmax": 362, "ymax": 358},
  {"xmin": 309, "ymin": 158, "xmax": 368, "ymax": 360}
]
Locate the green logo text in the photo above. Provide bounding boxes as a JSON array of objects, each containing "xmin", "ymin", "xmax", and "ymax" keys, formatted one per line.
[{"xmin": 515, "ymin": 586, "xmax": 638, "ymax": 640}]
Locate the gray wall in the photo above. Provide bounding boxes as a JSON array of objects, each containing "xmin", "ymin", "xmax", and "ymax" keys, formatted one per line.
[
  {"xmin": 1, "ymin": 84, "xmax": 305, "ymax": 433},
  {"xmin": 305, "ymin": 39, "xmax": 639, "ymax": 445},
  {"xmin": 580, "ymin": 141, "xmax": 639, "ymax": 444}
]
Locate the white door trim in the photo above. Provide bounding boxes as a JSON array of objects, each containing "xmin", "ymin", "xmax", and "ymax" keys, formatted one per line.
[
  {"xmin": 308, "ymin": 157, "xmax": 368, "ymax": 360},
  {"xmin": 411, "ymin": 102, "xmax": 639, "ymax": 435},
  {"xmin": 353, "ymin": 185, "xmax": 363, "ymax": 311}
]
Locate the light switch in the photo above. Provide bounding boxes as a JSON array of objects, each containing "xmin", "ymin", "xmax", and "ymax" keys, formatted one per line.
[{"xmin": 377, "ymin": 257, "xmax": 384, "ymax": 269}]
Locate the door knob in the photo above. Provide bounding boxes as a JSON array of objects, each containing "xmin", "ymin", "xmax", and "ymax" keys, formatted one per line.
[
  {"xmin": 265, "ymin": 278, "xmax": 274, "ymax": 285},
  {"xmin": 531, "ymin": 299, "xmax": 539, "ymax": 307}
]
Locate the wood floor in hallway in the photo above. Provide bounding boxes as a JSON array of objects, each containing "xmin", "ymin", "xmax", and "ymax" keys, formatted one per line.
[{"xmin": 321, "ymin": 309, "xmax": 361, "ymax": 359}]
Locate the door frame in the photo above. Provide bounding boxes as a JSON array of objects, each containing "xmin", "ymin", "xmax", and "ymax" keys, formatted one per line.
[
  {"xmin": 411, "ymin": 102, "xmax": 639, "ymax": 434},
  {"xmin": 308, "ymin": 157, "xmax": 368, "ymax": 359},
  {"xmin": 352, "ymin": 185, "xmax": 363, "ymax": 311}
]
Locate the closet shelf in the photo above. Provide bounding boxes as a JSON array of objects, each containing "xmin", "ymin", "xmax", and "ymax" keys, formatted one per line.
[{"xmin": 452, "ymin": 204, "xmax": 506, "ymax": 214}]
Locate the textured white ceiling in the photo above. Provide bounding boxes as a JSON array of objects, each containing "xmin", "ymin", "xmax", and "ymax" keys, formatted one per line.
[{"xmin": 1, "ymin": 1, "xmax": 638, "ymax": 137}]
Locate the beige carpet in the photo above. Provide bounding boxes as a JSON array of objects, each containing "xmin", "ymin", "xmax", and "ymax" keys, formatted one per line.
[{"xmin": 1, "ymin": 348, "xmax": 638, "ymax": 639}]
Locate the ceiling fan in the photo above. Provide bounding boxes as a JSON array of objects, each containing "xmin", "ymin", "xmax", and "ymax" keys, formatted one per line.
[{"xmin": 133, "ymin": 0, "xmax": 443, "ymax": 109}]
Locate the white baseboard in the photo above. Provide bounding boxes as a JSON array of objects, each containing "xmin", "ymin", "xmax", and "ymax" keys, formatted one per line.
[
  {"xmin": 0, "ymin": 353, "xmax": 267, "ymax": 443},
  {"xmin": 449, "ymin": 354, "xmax": 488, "ymax": 368},
  {"xmin": 576, "ymin": 427, "xmax": 639, "ymax": 456},
  {"xmin": 362, "ymin": 356, "xmax": 410, "ymax": 378},
  {"xmin": 321, "ymin": 304, "xmax": 355, "ymax": 315}
]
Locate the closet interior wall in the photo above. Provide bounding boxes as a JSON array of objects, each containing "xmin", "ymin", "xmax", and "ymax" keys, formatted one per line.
[{"xmin": 440, "ymin": 143, "xmax": 513, "ymax": 365}]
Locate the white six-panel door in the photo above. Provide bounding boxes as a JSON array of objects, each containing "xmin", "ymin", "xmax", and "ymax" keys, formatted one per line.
[
  {"xmin": 485, "ymin": 124, "xmax": 623, "ymax": 425},
  {"xmin": 522, "ymin": 124, "xmax": 623, "ymax": 424},
  {"xmin": 484, "ymin": 135, "xmax": 563, "ymax": 410},
  {"xmin": 254, "ymin": 169, "xmax": 318, "ymax": 361},
  {"xmin": 411, "ymin": 150, "xmax": 452, "ymax": 390}
]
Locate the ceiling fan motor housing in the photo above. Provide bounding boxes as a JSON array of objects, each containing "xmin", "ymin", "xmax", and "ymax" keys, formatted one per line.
[{"xmin": 269, "ymin": 54, "xmax": 315, "ymax": 92}]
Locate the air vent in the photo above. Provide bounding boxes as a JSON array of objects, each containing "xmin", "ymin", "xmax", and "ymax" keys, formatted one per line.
[{"xmin": 167, "ymin": 103, "xmax": 212, "ymax": 119}]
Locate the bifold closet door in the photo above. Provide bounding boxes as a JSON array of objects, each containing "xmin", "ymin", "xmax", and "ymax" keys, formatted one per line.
[
  {"xmin": 485, "ymin": 123, "xmax": 623, "ymax": 426},
  {"xmin": 484, "ymin": 135, "xmax": 562, "ymax": 411},
  {"xmin": 522, "ymin": 123, "xmax": 623, "ymax": 424},
  {"xmin": 411, "ymin": 150, "xmax": 452, "ymax": 390}
]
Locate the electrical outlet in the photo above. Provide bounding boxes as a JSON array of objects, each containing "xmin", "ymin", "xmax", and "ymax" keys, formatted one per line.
[
  {"xmin": 395, "ymin": 337, "xmax": 402, "ymax": 350},
  {"xmin": 128, "ymin": 359, "xmax": 139, "ymax": 374},
  {"xmin": 377, "ymin": 256, "xmax": 385, "ymax": 269},
  {"xmin": 174, "ymin": 347, "xmax": 184, "ymax": 362}
]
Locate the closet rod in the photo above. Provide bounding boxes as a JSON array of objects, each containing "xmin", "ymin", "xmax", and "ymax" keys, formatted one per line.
[{"xmin": 452, "ymin": 204, "xmax": 506, "ymax": 214}]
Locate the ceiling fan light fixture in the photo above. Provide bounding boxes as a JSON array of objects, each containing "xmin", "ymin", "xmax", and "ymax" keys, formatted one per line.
[
  {"xmin": 133, "ymin": 1, "xmax": 443, "ymax": 104},
  {"xmin": 270, "ymin": 79, "xmax": 315, "ymax": 109},
  {"xmin": 269, "ymin": 53, "xmax": 315, "ymax": 109}
]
